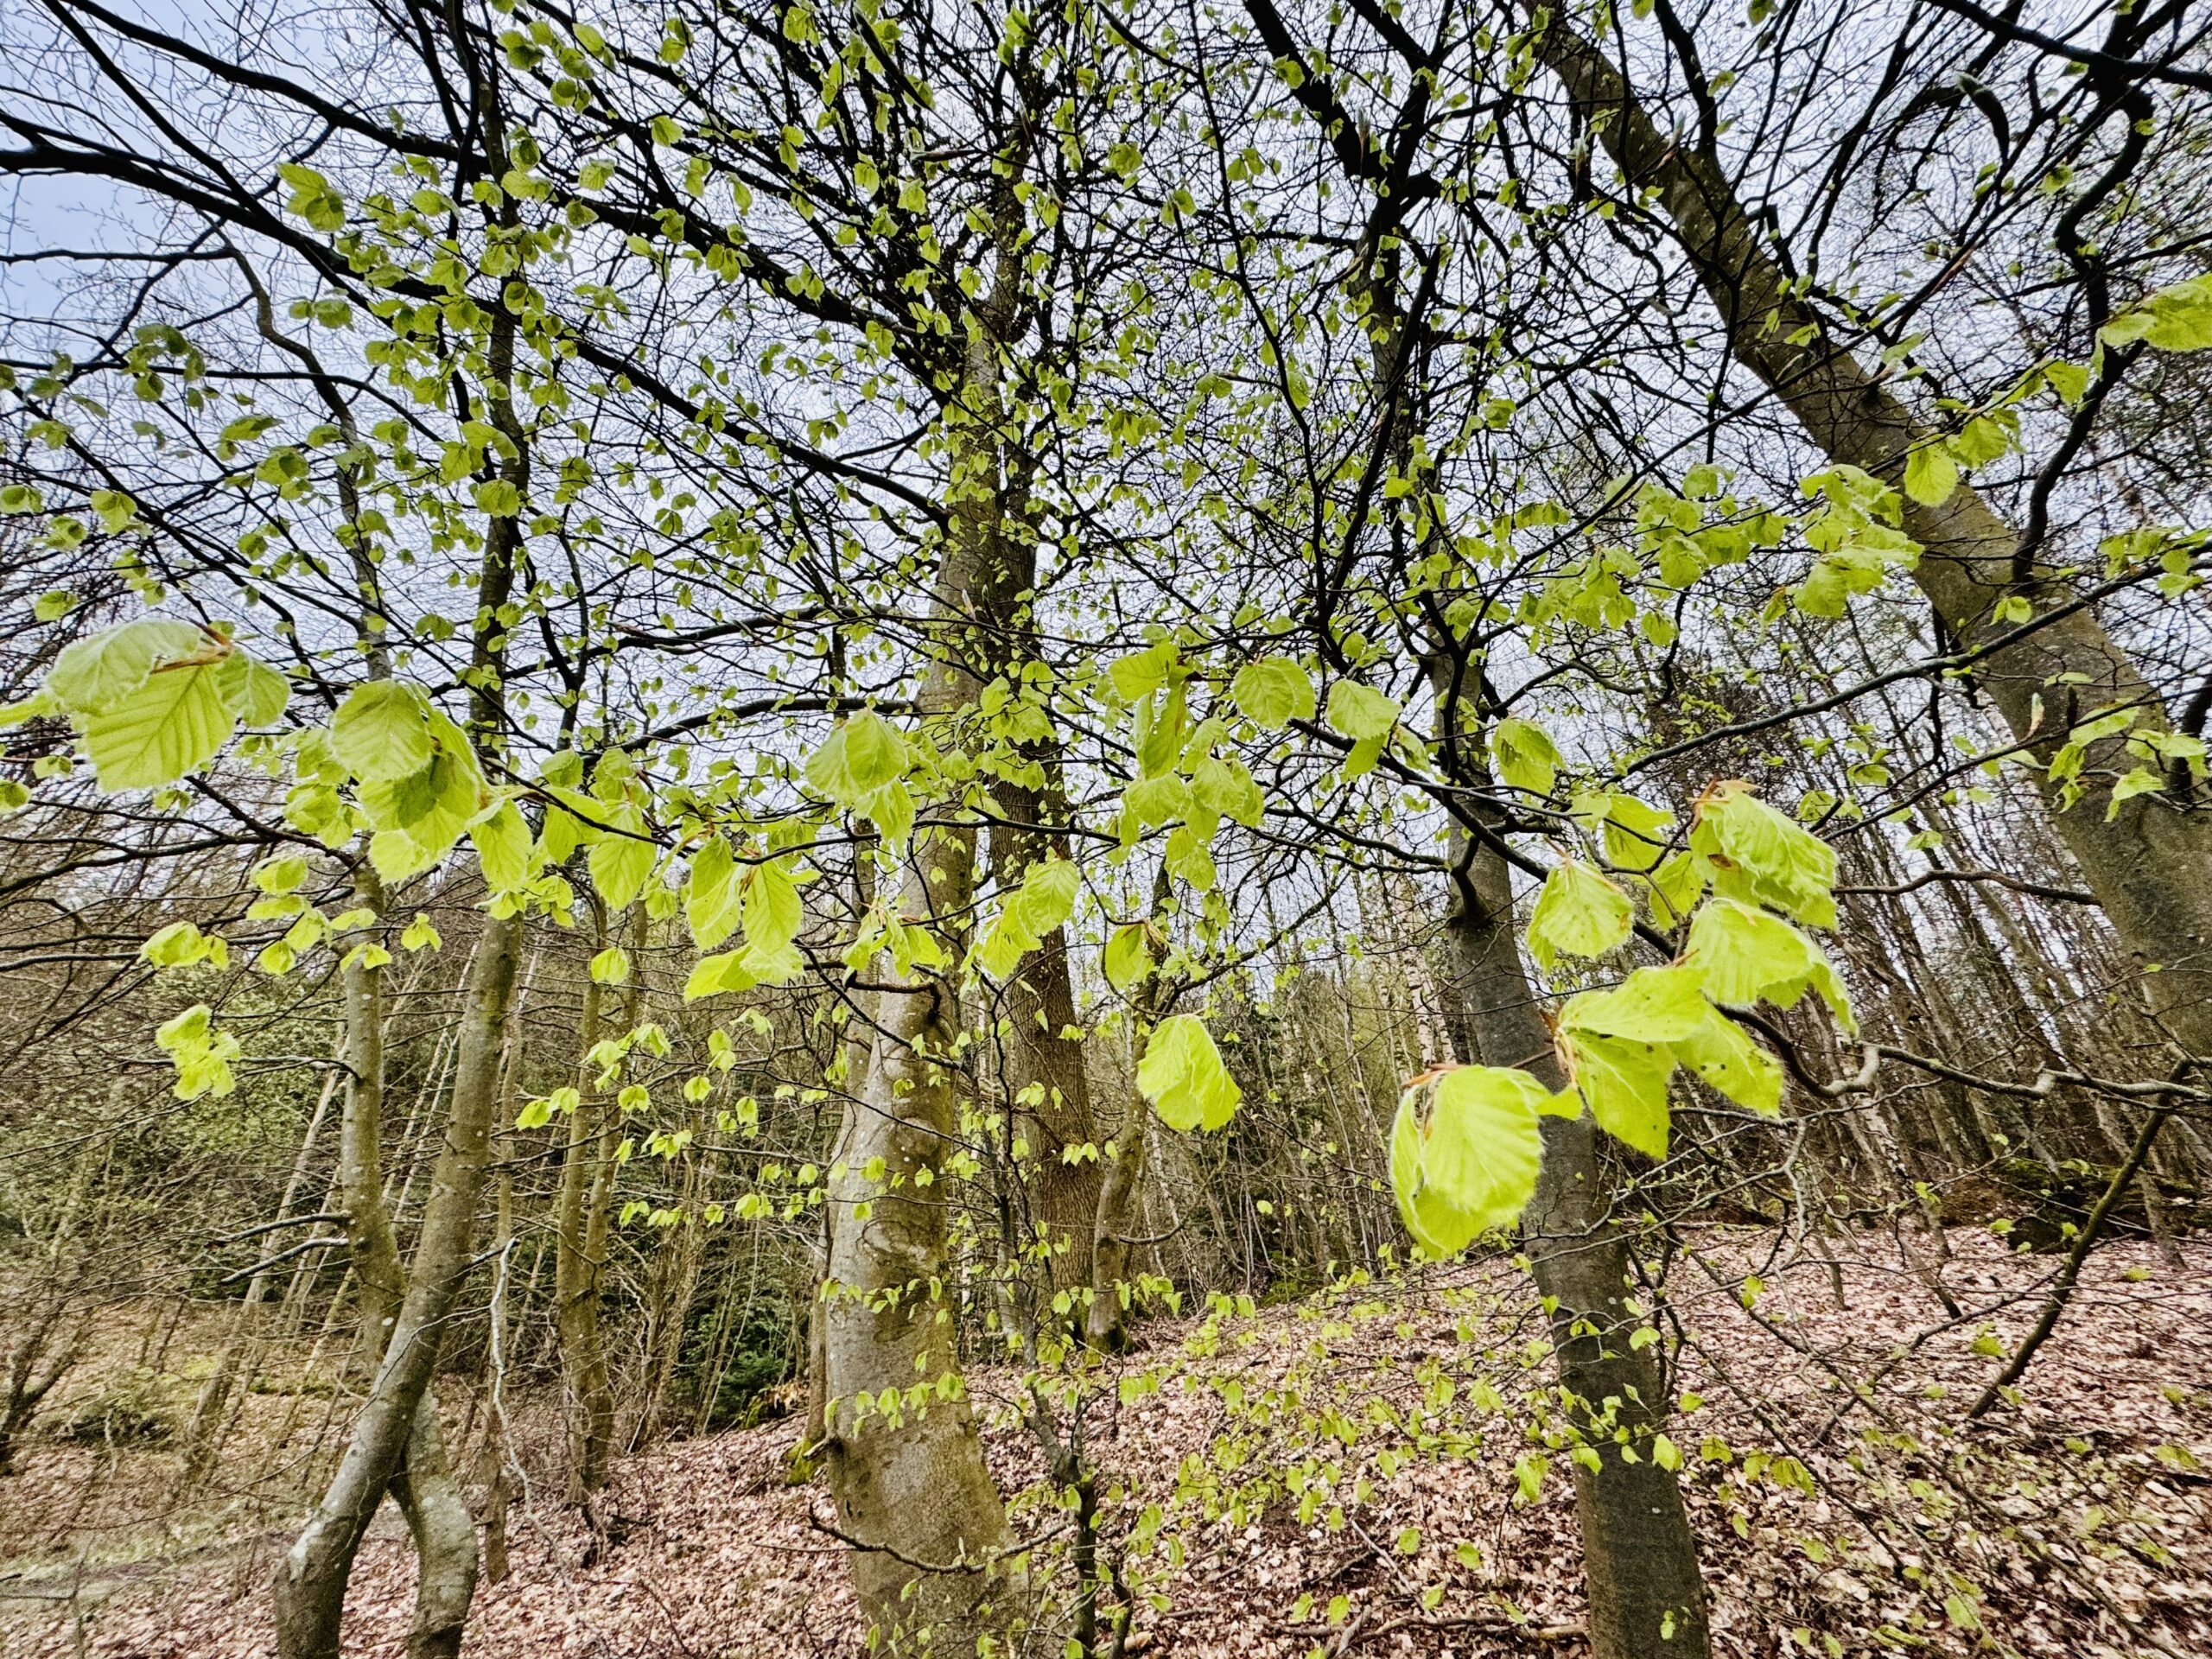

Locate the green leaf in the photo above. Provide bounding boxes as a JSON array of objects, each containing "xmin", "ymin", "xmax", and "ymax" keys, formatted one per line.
[
  {"xmin": 2100, "ymin": 273, "xmax": 2212, "ymax": 352},
  {"xmin": 1573, "ymin": 789, "xmax": 1675, "ymax": 873},
  {"xmin": 1672, "ymin": 1007, "xmax": 1783, "ymax": 1116},
  {"xmin": 1109, "ymin": 642, "xmax": 1179, "ymax": 702},
  {"xmin": 331, "ymin": 681, "xmax": 435, "ymax": 783},
  {"xmin": 368, "ymin": 828, "xmax": 435, "ymax": 883},
  {"xmin": 1690, "ymin": 780, "xmax": 1839, "ymax": 927},
  {"xmin": 1560, "ymin": 965, "xmax": 1711, "ymax": 1043},
  {"xmin": 1565, "ymin": 1031, "xmax": 1675, "ymax": 1160},
  {"xmin": 1103, "ymin": 922, "xmax": 1155, "ymax": 997},
  {"xmin": 683, "ymin": 949, "xmax": 757, "ymax": 1001},
  {"xmin": 142, "ymin": 920, "xmax": 213, "ymax": 968},
  {"xmin": 251, "ymin": 855, "xmax": 309, "ymax": 895},
  {"xmin": 1646, "ymin": 851, "xmax": 1708, "ymax": 925},
  {"xmin": 1137, "ymin": 1014, "xmax": 1242, "ymax": 1133},
  {"xmin": 80, "ymin": 660, "xmax": 233, "ymax": 790},
  {"xmin": 2107, "ymin": 766, "xmax": 2166, "ymax": 819},
  {"xmin": 1325, "ymin": 679, "xmax": 1399, "ymax": 742},
  {"xmin": 1191, "ymin": 755, "xmax": 1265, "ymax": 828},
  {"xmin": 686, "ymin": 835, "xmax": 742, "ymax": 949},
  {"xmin": 588, "ymin": 804, "xmax": 657, "ymax": 910},
  {"xmin": 590, "ymin": 945, "xmax": 631, "ymax": 985},
  {"xmin": 1389, "ymin": 1066, "xmax": 1551, "ymax": 1254},
  {"xmin": 1230, "ymin": 657, "xmax": 1315, "ymax": 729},
  {"xmin": 216, "ymin": 652, "xmax": 291, "ymax": 726},
  {"xmin": 1903, "ymin": 445, "xmax": 1958, "ymax": 507},
  {"xmin": 1686, "ymin": 898, "xmax": 1854, "ymax": 1031},
  {"xmin": 742, "ymin": 860, "xmax": 803, "ymax": 953},
  {"xmin": 47, "ymin": 619, "xmax": 207, "ymax": 712},
  {"xmin": 804, "ymin": 712, "xmax": 908, "ymax": 807},
  {"xmin": 468, "ymin": 799, "xmax": 534, "ymax": 893},
  {"xmin": 33, "ymin": 590, "xmax": 73, "ymax": 622},
  {"xmin": 1491, "ymin": 718, "xmax": 1560, "ymax": 797},
  {"xmin": 976, "ymin": 857, "xmax": 1083, "ymax": 979},
  {"xmin": 1125, "ymin": 772, "xmax": 1192, "ymax": 827},
  {"xmin": 1527, "ymin": 863, "xmax": 1633, "ymax": 970}
]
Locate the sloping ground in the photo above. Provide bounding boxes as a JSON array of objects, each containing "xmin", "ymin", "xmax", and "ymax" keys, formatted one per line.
[{"xmin": 3, "ymin": 1229, "xmax": 2207, "ymax": 1658}]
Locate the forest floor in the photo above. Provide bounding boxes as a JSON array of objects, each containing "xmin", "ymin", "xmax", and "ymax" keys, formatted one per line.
[{"xmin": 1, "ymin": 1227, "xmax": 2206, "ymax": 1659}]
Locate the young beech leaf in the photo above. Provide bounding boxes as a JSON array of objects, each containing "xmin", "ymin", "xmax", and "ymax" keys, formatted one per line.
[
  {"xmin": 1490, "ymin": 718, "xmax": 1560, "ymax": 797},
  {"xmin": 468, "ymin": 798, "xmax": 534, "ymax": 893},
  {"xmin": 588, "ymin": 803, "xmax": 657, "ymax": 910},
  {"xmin": 1325, "ymin": 680, "xmax": 1399, "ymax": 777},
  {"xmin": 1230, "ymin": 657, "xmax": 1315, "ymax": 730},
  {"xmin": 216, "ymin": 652, "xmax": 291, "ymax": 727},
  {"xmin": 1690, "ymin": 779, "xmax": 1839, "ymax": 927},
  {"xmin": 741, "ymin": 861, "xmax": 803, "ymax": 954},
  {"xmin": 1686, "ymin": 898, "xmax": 1855, "ymax": 1032},
  {"xmin": 1564, "ymin": 1031, "xmax": 1675, "ymax": 1160},
  {"xmin": 1573, "ymin": 789, "xmax": 1675, "ymax": 873},
  {"xmin": 1325, "ymin": 678, "xmax": 1400, "ymax": 741},
  {"xmin": 1560, "ymin": 964, "xmax": 1711, "ymax": 1044},
  {"xmin": 1673, "ymin": 1007, "xmax": 1784, "ymax": 1117},
  {"xmin": 804, "ymin": 711, "xmax": 907, "ymax": 806},
  {"xmin": 975, "ymin": 857, "xmax": 1078, "ymax": 979},
  {"xmin": 1527, "ymin": 862, "xmax": 1633, "ymax": 969},
  {"xmin": 2099, "ymin": 273, "xmax": 2212, "ymax": 352},
  {"xmin": 81, "ymin": 659, "xmax": 233, "ymax": 790},
  {"xmin": 331, "ymin": 680, "xmax": 435, "ymax": 782},
  {"xmin": 1388, "ymin": 1066, "xmax": 1554, "ymax": 1255},
  {"xmin": 683, "ymin": 949, "xmax": 757, "ymax": 1002},
  {"xmin": 686, "ymin": 835, "xmax": 742, "ymax": 950},
  {"xmin": 47, "ymin": 618, "xmax": 207, "ymax": 712},
  {"xmin": 1904, "ymin": 444, "xmax": 1959, "ymax": 507},
  {"xmin": 1137, "ymin": 1014, "xmax": 1242, "ymax": 1133},
  {"xmin": 589, "ymin": 945, "xmax": 631, "ymax": 985},
  {"xmin": 1103, "ymin": 922, "xmax": 1156, "ymax": 996}
]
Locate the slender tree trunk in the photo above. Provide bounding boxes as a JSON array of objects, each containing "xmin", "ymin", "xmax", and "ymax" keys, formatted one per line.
[
  {"xmin": 821, "ymin": 323, "xmax": 1014, "ymax": 1644},
  {"xmin": 270, "ymin": 913, "xmax": 521, "ymax": 1659},
  {"xmin": 986, "ymin": 783, "xmax": 1104, "ymax": 1314},
  {"xmin": 554, "ymin": 918, "xmax": 617, "ymax": 1502},
  {"xmin": 1536, "ymin": 17, "xmax": 2212, "ymax": 1066},
  {"xmin": 1439, "ymin": 817, "xmax": 1712, "ymax": 1659}
]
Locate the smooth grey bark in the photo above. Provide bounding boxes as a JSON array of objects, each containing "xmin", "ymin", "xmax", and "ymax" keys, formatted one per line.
[
  {"xmin": 1536, "ymin": 17, "xmax": 2212, "ymax": 1066},
  {"xmin": 1439, "ymin": 817, "xmax": 1713, "ymax": 1658},
  {"xmin": 820, "ymin": 322, "xmax": 1014, "ymax": 1645},
  {"xmin": 554, "ymin": 916, "xmax": 618, "ymax": 1503},
  {"xmin": 270, "ymin": 912, "xmax": 521, "ymax": 1659}
]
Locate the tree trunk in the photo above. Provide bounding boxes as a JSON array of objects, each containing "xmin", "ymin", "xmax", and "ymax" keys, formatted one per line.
[
  {"xmin": 821, "ymin": 322, "xmax": 1014, "ymax": 1645},
  {"xmin": 554, "ymin": 922, "xmax": 617, "ymax": 1502},
  {"xmin": 270, "ymin": 912, "xmax": 520, "ymax": 1659},
  {"xmin": 1536, "ymin": 16, "xmax": 2212, "ymax": 1065},
  {"xmin": 1439, "ymin": 819, "xmax": 1713, "ymax": 1659},
  {"xmin": 986, "ymin": 782, "xmax": 1103, "ymax": 1314}
]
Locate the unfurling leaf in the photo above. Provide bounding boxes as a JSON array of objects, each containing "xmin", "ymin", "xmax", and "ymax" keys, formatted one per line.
[
  {"xmin": 1690, "ymin": 779, "xmax": 1839, "ymax": 927},
  {"xmin": 1103, "ymin": 921, "xmax": 1156, "ymax": 997},
  {"xmin": 1389, "ymin": 1066, "xmax": 1557, "ymax": 1254},
  {"xmin": 1138, "ymin": 1014, "xmax": 1241, "ymax": 1133},
  {"xmin": 1490, "ymin": 718, "xmax": 1560, "ymax": 797}
]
